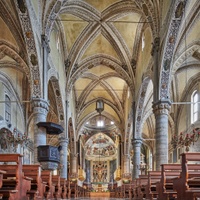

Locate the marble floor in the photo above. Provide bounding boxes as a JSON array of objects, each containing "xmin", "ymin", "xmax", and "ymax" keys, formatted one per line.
[{"xmin": 62, "ymin": 198, "xmax": 130, "ymax": 200}]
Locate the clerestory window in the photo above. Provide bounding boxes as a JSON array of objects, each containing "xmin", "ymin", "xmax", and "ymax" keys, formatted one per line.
[{"xmin": 191, "ymin": 90, "xmax": 198, "ymax": 124}]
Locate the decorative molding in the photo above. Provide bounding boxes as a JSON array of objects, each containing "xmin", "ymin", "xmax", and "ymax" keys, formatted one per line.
[
  {"xmin": 160, "ymin": 0, "xmax": 187, "ymax": 99},
  {"xmin": 173, "ymin": 44, "xmax": 200, "ymax": 73},
  {"xmin": 15, "ymin": 0, "xmax": 42, "ymax": 98},
  {"xmin": 51, "ymin": 79, "xmax": 65, "ymax": 130},
  {"xmin": 192, "ymin": 50, "xmax": 200, "ymax": 61},
  {"xmin": 135, "ymin": 78, "xmax": 150, "ymax": 138},
  {"xmin": 135, "ymin": 0, "xmax": 159, "ymax": 37}
]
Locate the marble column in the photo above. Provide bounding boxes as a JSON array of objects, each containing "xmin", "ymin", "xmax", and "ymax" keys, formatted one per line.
[
  {"xmin": 41, "ymin": 35, "xmax": 50, "ymax": 100},
  {"xmin": 153, "ymin": 100, "xmax": 171, "ymax": 170},
  {"xmin": 132, "ymin": 139, "xmax": 142, "ymax": 179},
  {"xmin": 32, "ymin": 98, "xmax": 49, "ymax": 163},
  {"xmin": 59, "ymin": 137, "xmax": 69, "ymax": 179}
]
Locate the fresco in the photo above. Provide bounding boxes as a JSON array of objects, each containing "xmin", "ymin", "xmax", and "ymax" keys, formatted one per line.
[{"xmin": 84, "ymin": 133, "xmax": 117, "ymax": 158}]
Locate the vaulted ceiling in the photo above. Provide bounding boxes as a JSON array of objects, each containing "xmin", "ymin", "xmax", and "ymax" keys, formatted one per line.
[{"xmin": 53, "ymin": 0, "xmax": 153, "ymax": 159}]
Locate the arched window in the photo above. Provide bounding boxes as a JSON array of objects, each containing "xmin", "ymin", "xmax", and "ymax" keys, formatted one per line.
[
  {"xmin": 5, "ymin": 94, "xmax": 11, "ymax": 123},
  {"xmin": 191, "ymin": 90, "xmax": 198, "ymax": 124},
  {"xmin": 56, "ymin": 32, "xmax": 60, "ymax": 52}
]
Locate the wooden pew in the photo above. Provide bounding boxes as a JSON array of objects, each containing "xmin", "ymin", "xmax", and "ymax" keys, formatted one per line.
[
  {"xmin": 0, "ymin": 170, "xmax": 6, "ymax": 188},
  {"xmin": 115, "ymin": 186, "xmax": 122, "ymax": 198},
  {"xmin": 0, "ymin": 170, "xmax": 7, "ymax": 199},
  {"xmin": 173, "ymin": 153, "xmax": 200, "ymax": 200},
  {"xmin": 134, "ymin": 175, "xmax": 148, "ymax": 199},
  {"xmin": 23, "ymin": 164, "xmax": 45, "ymax": 199},
  {"xmin": 156, "ymin": 164, "xmax": 181, "ymax": 200},
  {"xmin": 52, "ymin": 175, "xmax": 62, "ymax": 198},
  {"xmin": 77, "ymin": 185, "xmax": 84, "ymax": 197},
  {"xmin": 0, "ymin": 154, "xmax": 31, "ymax": 200},
  {"xmin": 41, "ymin": 170, "xmax": 55, "ymax": 199},
  {"xmin": 68, "ymin": 181, "xmax": 77, "ymax": 198},
  {"xmin": 145, "ymin": 171, "xmax": 161, "ymax": 200},
  {"xmin": 122, "ymin": 181, "xmax": 135, "ymax": 199},
  {"xmin": 66, "ymin": 180, "xmax": 71, "ymax": 199},
  {"xmin": 60, "ymin": 177, "xmax": 67, "ymax": 199}
]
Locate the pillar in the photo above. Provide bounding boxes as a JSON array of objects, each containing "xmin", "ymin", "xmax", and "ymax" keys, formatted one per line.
[
  {"xmin": 59, "ymin": 137, "xmax": 69, "ymax": 179},
  {"xmin": 32, "ymin": 98, "xmax": 49, "ymax": 163},
  {"xmin": 132, "ymin": 139, "xmax": 142, "ymax": 179},
  {"xmin": 153, "ymin": 100, "xmax": 171, "ymax": 170}
]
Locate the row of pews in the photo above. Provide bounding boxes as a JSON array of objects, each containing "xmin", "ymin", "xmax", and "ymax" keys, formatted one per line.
[
  {"xmin": 0, "ymin": 154, "xmax": 88, "ymax": 200},
  {"xmin": 112, "ymin": 152, "xmax": 200, "ymax": 200}
]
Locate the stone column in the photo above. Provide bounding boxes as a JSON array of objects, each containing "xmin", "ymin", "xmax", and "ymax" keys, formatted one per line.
[
  {"xmin": 153, "ymin": 100, "xmax": 171, "ymax": 170},
  {"xmin": 41, "ymin": 35, "xmax": 50, "ymax": 100},
  {"xmin": 59, "ymin": 137, "xmax": 69, "ymax": 179},
  {"xmin": 132, "ymin": 139, "xmax": 142, "ymax": 179},
  {"xmin": 32, "ymin": 98, "xmax": 49, "ymax": 163}
]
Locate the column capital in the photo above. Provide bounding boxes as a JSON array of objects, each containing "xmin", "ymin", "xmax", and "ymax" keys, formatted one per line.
[
  {"xmin": 41, "ymin": 34, "xmax": 50, "ymax": 53},
  {"xmin": 152, "ymin": 99, "xmax": 171, "ymax": 115},
  {"xmin": 151, "ymin": 37, "xmax": 160, "ymax": 56},
  {"xmin": 32, "ymin": 97, "xmax": 49, "ymax": 109},
  {"xmin": 131, "ymin": 138, "xmax": 142, "ymax": 147},
  {"xmin": 31, "ymin": 98, "xmax": 49, "ymax": 115}
]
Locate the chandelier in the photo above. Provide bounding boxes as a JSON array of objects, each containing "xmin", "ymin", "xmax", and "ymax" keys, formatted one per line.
[
  {"xmin": 96, "ymin": 99, "xmax": 104, "ymax": 114},
  {"xmin": 171, "ymin": 128, "xmax": 200, "ymax": 152}
]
